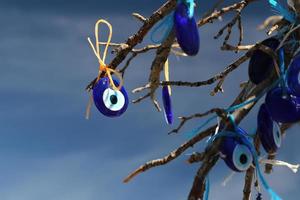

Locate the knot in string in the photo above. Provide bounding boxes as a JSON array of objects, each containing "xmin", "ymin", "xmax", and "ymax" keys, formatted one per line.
[{"xmin": 87, "ymin": 19, "xmax": 124, "ymax": 91}]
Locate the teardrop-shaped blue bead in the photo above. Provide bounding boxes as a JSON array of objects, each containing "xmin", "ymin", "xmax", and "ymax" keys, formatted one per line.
[
  {"xmin": 248, "ymin": 38, "xmax": 280, "ymax": 84},
  {"xmin": 287, "ymin": 54, "xmax": 300, "ymax": 96},
  {"xmin": 174, "ymin": 2, "xmax": 200, "ymax": 56},
  {"xmin": 265, "ymin": 87, "xmax": 300, "ymax": 123},
  {"xmin": 257, "ymin": 103, "xmax": 279, "ymax": 153},
  {"xmin": 162, "ymin": 86, "xmax": 173, "ymax": 124}
]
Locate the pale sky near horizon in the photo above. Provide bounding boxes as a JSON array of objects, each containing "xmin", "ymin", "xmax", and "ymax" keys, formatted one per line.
[{"xmin": 0, "ymin": 0, "xmax": 299, "ymax": 199}]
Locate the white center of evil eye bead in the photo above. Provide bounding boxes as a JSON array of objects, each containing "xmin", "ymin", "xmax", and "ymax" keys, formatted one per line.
[
  {"xmin": 298, "ymin": 72, "xmax": 300, "ymax": 84},
  {"xmin": 273, "ymin": 122, "xmax": 282, "ymax": 148},
  {"xmin": 232, "ymin": 144, "xmax": 253, "ymax": 171},
  {"xmin": 102, "ymin": 88, "xmax": 125, "ymax": 111}
]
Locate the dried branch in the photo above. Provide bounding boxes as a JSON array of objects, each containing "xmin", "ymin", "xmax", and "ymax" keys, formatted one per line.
[
  {"xmin": 132, "ymin": 93, "xmax": 151, "ymax": 104},
  {"xmin": 243, "ymin": 135, "xmax": 261, "ymax": 200},
  {"xmin": 214, "ymin": 10, "xmax": 243, "ymax": 48},
  {"xmin": 168, "ymin": 108, "xmax": 225, "ymax": 134},
  {"xmin": 210, "ymin": 77, "xmax": 225, "ymax": 96},
  {"xmin": 265, "ymin": 153, "xmax": 276, "ymax": 174},
  {"xmin": 123, "ymin": 125, "xmax": 217, "ymax": 183},
  {"xmin": 161, "ymin": 43, "xmax": 278, "ymax": 90},
  {"xmin": 237, "ymin": 15, "xmax": 244, "ymax": 49},
  {"xmin": 148, "ymin": 31, "xmax": 175, "ymax": 111},
  {"xmin": 132, "ymin": 13, "xmax": 147, "ymax": 23},
  {"xmin": 87, "ymin": 0, "xmax": 258, "ymax": 91},
  {"xmin": 188, "ymin": 154, "xmax": 220, "ymax": 200},
  {"xmin": 124, "ymin": 71, "xmax": 274, "ymax": 184},
  {"xmin": 187, "ymin": 152, "xmax": 206, "ymax": 164},
  {"xmin": 202, "ymin": 0, "xmax": 225, "ymax": 18},
  {"xmin": 198, "ymin": 0, "xmax": 257, "ymax": 27},
  {"xmin": 221, "ymin": 44, "xmax": 254, "ymax": 51},
  {"xmin": 257, "ymin": 15, "xmax": 283, "ymax": 31}
]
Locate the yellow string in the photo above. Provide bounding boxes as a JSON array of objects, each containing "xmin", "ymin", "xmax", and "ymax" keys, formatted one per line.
[
  {"xmin": 164, "ymin": 59, "xmax": 172, "ymax": 95},
  {"xmin": 87, "ymin": 19, "xmax": 123, "ymax": 91}
]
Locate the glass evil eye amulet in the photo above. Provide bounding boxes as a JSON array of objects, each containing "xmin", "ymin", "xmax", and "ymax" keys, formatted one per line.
[
  {"xmin": 287, "ymin": 53, "xmax": 300, "ymax": 96},
  {"xmin": 257, "ymin": 103, "xmax": 281, "ymax": 154},
  {"xmin": 93, "ymin": 77, "xmax": 129, "ymax": 117},
  {"xmin": 248, "ymin": 38, "xmax": 280, "ymax": 84},
  {"xmin": 219, "ymin": 127, "xmax": 253, "ymax": 172},
  {"xmin": 162, "ymin": 86, "xmax": 173, "ymax": 124},
  {"xmin": 87, "ymin": 19, "xmax": 129, "ymax": 118},
  {"xmin": 174, "ymin": 0, "xmax": 200, "ymax": 56},
  {"xmin": 162, "ymin": 60, "xmax": 173, "ymax": 125},
  {"xmin": 265, "ymin": 86, "xmax": 300, "ymax": 123}
]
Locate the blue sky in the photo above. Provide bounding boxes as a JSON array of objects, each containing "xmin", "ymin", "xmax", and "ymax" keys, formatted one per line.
[{"xmin": 0, "ymin": 0, "xmax": 299, "ymax": 199}]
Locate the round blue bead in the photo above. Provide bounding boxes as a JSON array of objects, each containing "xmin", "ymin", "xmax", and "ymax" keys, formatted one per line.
[
  {"xmin": 93, "ymin": 77, "xmax": 129, "ymax": 117},
  {"xmin": 220, "ymin": 128, "xmax": 253, "ymax": 172},
  {"xmin": 265, "ymin": 87, "xmax": 300, "ymax": 123}
]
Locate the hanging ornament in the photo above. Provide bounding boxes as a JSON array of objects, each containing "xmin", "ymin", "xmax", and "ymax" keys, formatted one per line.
[
  {"xmin": 174, "ymin": 0, "xmax": 200, "ymax": 56},
  {"xmin": 151, "ymin": 0, "xmax": 200, "ymax": 56},
  {"xmin": 265, "ymin": 86, "xmax": 300, "ymax": 123},
  {"xmin": 92, "ymin": 77, "xmax": 129, "ymax": 117},
  {"xmin": 162, "ymin": 60, "xmax": 173, "ymax": 124},
  {"xmin": 220, "ymin": 127, "xmax": 253, "ymax": 172},
  {"xmin": 206, "ymin": 114, "xmax": 282, "ymax": 200},
  {"xmin": 257, "ymin": 103, "xmax": 281, "ymax": 154},
  {"xmin": 248, "ymin": 38, "xmax": 280, "ymax": 84},
  {"xmin": 204, "ymin": 115, "xmax": 282, "ymax": 200},
  {"xmin": 87, "ymin": 19, "xmax": 129, "ymax": 118},
  {"xmin": 287, "ymin": 54, "xmax": 300, "ymax": 96}
]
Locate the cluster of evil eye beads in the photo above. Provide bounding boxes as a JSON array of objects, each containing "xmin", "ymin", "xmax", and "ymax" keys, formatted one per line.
[
  {"xmin": 92, "ymin": 0, "xmax": 200, "ymax": 121},
  {"xmin": 218, "ymin": 37, "xmax": 300, "ymax": 173},
  {"xmin": 251, "ymin": 37, "xmax": 300, "ymax": 153}
]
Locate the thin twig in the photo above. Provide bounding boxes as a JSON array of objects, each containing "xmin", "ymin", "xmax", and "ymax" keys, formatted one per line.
[
  {"xmin": 187, "ymin": 152, "xmax": 206, "ymax": 164},
  {"xmin": 123, "ymin": 125, "xmax": 217, "ymax": 183},
  {"xmin": 132, "ymin": 13, "xmax": 147, "ymax": 23},
  {"xmin": 168, "ymin": 108, "xmax": 225, "ymax": 134}
]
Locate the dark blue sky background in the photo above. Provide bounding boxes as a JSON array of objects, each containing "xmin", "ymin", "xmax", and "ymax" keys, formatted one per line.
[{"xmin": 0, "ymin": 0, "xmax": 299, "ymax": 199}]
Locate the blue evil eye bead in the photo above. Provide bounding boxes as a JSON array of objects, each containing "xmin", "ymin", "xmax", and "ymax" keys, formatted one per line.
[
  {"xmin": 287, "ymin": 54, "xmax": 300, "ymax": 96},
  {"xmin": 174, "ymin": 2, "xmax": 200, "ymax": 56},
  {"xmin": 220, "ymin": 128, "xmax": 253, "ymax": 172},
  {"xmin": 162, "ymin": 86, "xmax": 173, "ymax": 125},
  {"xmin": 265, "ymin": 87, "xmax": 300, "ymax": 123},
  {"xmin": 93, "ymin": 77, "xmax": 129, "ymax": 117},
  {"xmin": 257, "ymin": 104, "xmax": 281, "ymax": 153},
  {"xmin": 248, "ymin": 38, "xmax": 280, "ymax": 84}
]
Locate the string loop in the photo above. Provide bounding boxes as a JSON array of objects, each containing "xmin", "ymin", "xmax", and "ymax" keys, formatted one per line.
[{"xmin": 87, "ymin": 19, "xmax": 124, "ymax": 91}]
